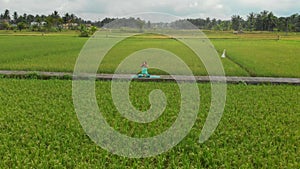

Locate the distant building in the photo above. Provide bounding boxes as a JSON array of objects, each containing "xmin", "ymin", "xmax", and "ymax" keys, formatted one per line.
[
  {"xmin": 233, "ymin": 30, "xmax": 244, "ymax": 34},
  {"xmin": 30, "ymin": 21, "xmax": 47, "ymax": 27},
  {"xmin": 31, "ymin": 22, "xmax": 39, "ymax": 26},
  {"xmin": 62, "ymin": 23, "xmax": 79, "ymax": 29}
]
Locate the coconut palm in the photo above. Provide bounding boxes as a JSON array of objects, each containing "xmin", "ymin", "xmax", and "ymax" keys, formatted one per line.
[
  {"xmin": 3, "ymin": 9, "xmax": 10, "ymax": 20},
  {"xmin": 247, "ymin": 12, "xmax": 256, "ymax": 31}
]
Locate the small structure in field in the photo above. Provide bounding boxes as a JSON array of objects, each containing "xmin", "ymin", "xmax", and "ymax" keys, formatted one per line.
[{"xmin": 221, "ymin": 49, "xmax": 226, "ymax": 58}]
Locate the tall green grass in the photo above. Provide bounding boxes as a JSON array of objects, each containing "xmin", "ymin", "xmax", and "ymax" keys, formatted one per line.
[
  {"xmin": 0, "ymin": 79, "xmax": 299, "ymax": 168},
  {"xmin": 99, "ymin": 34, "xmax": 248, "ymax": 76},
  {"xmin": 0, "ymin": 35, "xmax": 87, "ymax": 72},
  {"xmin": 212, "ymin": 39, "xmax": 300, "ymax": 77},
  {"xmin": 0, "ymin": 31, "xmax": 299, "ymax": 77}
]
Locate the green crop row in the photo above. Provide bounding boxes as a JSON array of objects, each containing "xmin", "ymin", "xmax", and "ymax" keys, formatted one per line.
[
  {"xmin": 212, "ymin": 39, "xmax": 300, "ymax": 77},
  {"xmin": 0, "ymin": 79, "xmax": 299, "ymax": 168},
  {"xmin": 0, "ymin": 32, "xmax": 299, "ymax": 77}
]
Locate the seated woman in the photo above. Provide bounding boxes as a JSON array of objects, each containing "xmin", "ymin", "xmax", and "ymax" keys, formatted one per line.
[{"xmin": 139, "ymin": 61, "xmax": 150, "ymax": 77}]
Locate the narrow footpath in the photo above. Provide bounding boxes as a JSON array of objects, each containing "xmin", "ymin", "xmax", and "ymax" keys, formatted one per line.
[{"xmin": 0, "ymin": 70, "xmax": 299, "ymax": 85}]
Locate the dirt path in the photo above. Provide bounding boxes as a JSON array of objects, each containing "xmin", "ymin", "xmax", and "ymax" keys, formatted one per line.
[{"xmin": 0, "ymin": 70, "xmax": 299, "ymax": 85}]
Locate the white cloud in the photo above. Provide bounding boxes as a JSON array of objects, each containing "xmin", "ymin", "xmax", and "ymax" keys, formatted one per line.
[
  {"xmin": 0, "ymin": 0, "xmax": 299, "ymax": 21},
  {"xmin": 238, "ymin": 0, "xmax": 298, "ymax": 9}
]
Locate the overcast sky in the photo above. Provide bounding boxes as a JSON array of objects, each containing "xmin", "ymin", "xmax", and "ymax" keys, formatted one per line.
[{"xmin": 1, "ymin": 0, "xmax": 299, "ymax": 22}]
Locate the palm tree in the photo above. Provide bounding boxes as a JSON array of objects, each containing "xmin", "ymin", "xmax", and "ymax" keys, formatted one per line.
[
  {"xmin": 231, "ymin": 15, "xmax": 243, "ymax": 31},
  {"xmin": 205, "ymin": 17, "xmax": 211, "ymax": 29},
  {"xmin": 23, "ymin": 13, "xmax": 27, "ymax": 23},
  {"xmin": 52, "ymin": 11, "xmax": 59, "ymax": 19},
  {"xmin": 63, "ymin": 13, "xmax": 70, "ymax": 24},
  {"xmin": 70, "ymin": 14, "xmax": 76, "ymax": 22},
  {"xmin": 3, "ymin": 9, "xmax": 10, "ymax": 20},
  {"xmin": 261, "ymin": 10, "xmax": 269, "ymax": 31},
  {"xmin": 267, "ymin": 12, "xmax": 277, "ymax": 31},
  {"xmin": 13, "ymin": 11, "xmax": 18, "ymax": 24},
  {"xmin": 295, "ymin": 15, "xmax": 300, "ymax": 32},
  {"xmin": 289, "ymin": 14, "xmax": 299, "ymax": 32},
  {"xmin": 247, "ymin": 12, "xmax": 256, "ymax": 31},
  {"xmin": 285, "ymin": 17, "xmax": 290, "ymax": 35}
]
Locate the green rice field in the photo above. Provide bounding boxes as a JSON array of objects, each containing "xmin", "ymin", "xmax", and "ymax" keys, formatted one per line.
[
  {"xmin": 0, "ymin": 30, "xmax": 299, "ymax": 168},
  {"xmin": 0, "ymin": 79, "xmax": 299, "ymax": 168},
  {"xmin": 0, "ymin": 31, "xmax": 299, "ymax": 77}
]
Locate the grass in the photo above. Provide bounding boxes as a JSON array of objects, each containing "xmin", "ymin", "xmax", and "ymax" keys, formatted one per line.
[
  {"xmin": 0, "ymin": 30, "xmax": 299, "ymax": 168},
  {"xmin": 98, "ymin": 33, "xmax": 248, "ymax": 76},
  {"xmin": 203, "ymin": 30, "xmax": 300, "ymax": 40},
  {"xmin": 0, "ymin": 30, "xmax": 299, "ymax": 77},
  {"xmin": 0, "ymin": 30, "xmax": 81, "ymax": 36},
  {"xmin": 212, "ymin": 39, "xmax": 300, "ymax": 77},
  {"xmin": 0, "ymin": 78, "xmax": 299, "ymax": 168},
  {"xmin": 0, "ymin": 34, "xmax": 87, "ymax": 72}
]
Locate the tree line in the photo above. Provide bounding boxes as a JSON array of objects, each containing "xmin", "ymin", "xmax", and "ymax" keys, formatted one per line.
[
  {"xmin": 0, "ymin": 9, "xmax": 299, "ymax": 33},
  {"xmin": 186, "ymin": 11, "xmax": 300, "ymax": 32},
  {"xmin": 0, "ymin": 9, "xmax": 108, "ymax": 32}
]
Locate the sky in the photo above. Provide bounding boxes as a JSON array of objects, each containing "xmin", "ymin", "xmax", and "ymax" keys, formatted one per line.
[{"xmin": 0, "ymin": 0, "xmax": 299, "ymax": 22}]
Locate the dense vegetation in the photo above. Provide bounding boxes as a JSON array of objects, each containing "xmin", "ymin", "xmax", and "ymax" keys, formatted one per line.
[
  {"xmin": 0, "ymin": 9, "xmax": 94, "ymax": 31},
  {"xmin": 187, "ymin": 11, "xmax": 300, "ymax": 32},
  {"xmin": 1, "ymin": 9, "xmax": 299, "ymax": 33},
  {"xmin": 0, "ymin": 79, "xmax": 299, "ymax": 168}
]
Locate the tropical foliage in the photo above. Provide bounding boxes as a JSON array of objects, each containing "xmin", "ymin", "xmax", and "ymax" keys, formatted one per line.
[{"xmin": 1, "ymin": 9, "xmax": 299, "ymax": 33}]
